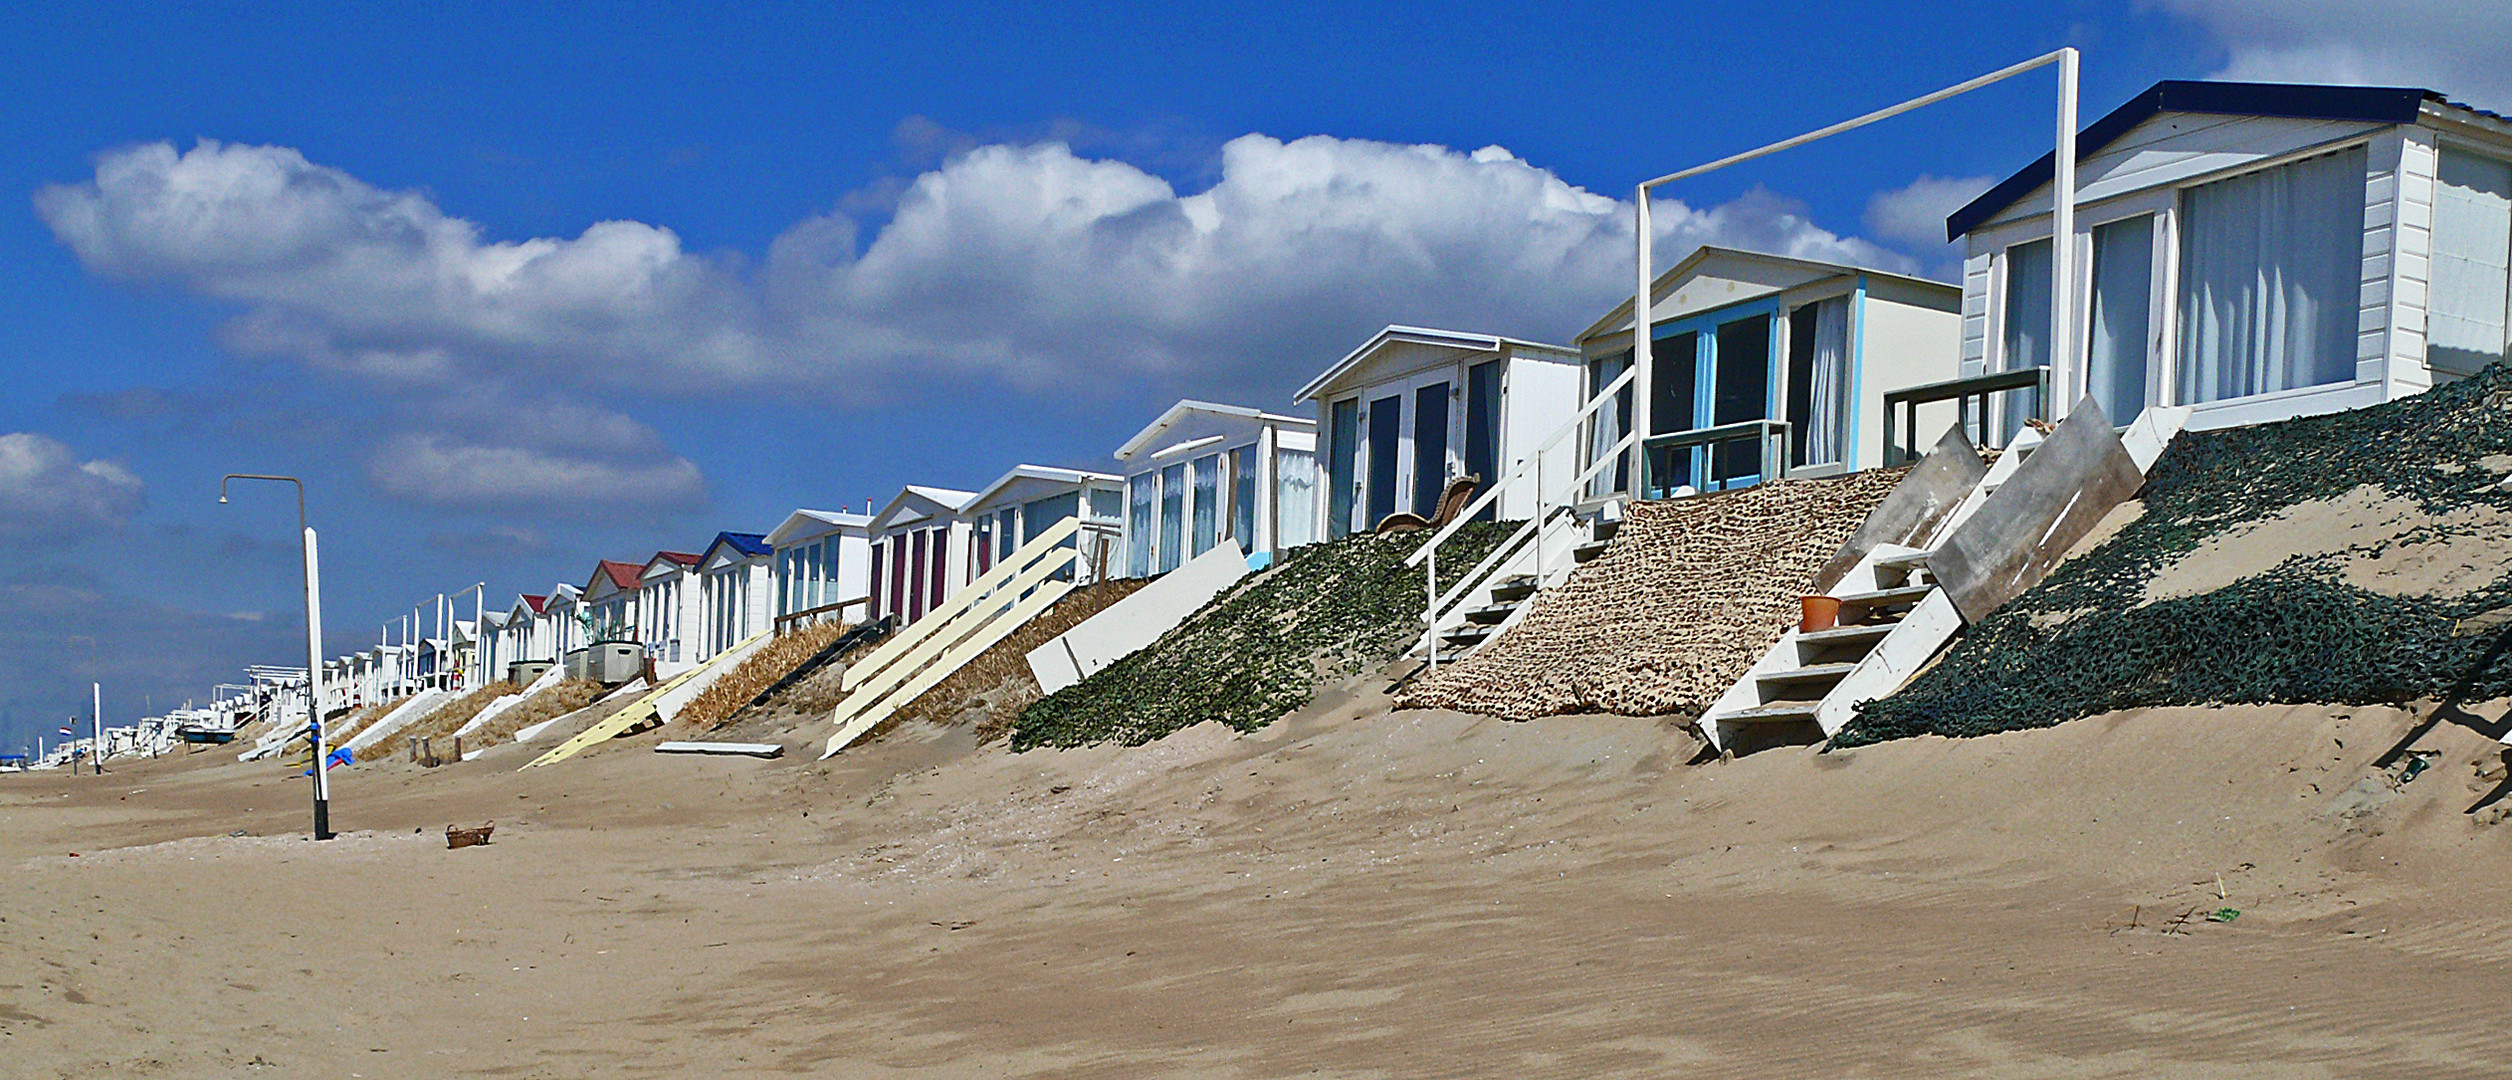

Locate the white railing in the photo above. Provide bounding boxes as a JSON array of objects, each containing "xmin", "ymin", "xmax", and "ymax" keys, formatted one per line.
[{"xmin": 1407, "ymin": 364, "xmax": 1639, "ymax": 668}]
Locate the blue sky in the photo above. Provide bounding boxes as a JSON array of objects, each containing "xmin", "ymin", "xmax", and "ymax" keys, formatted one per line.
[{"xmin": 1, "ymin": 0, "xmax": 2504, "ymax": 745}]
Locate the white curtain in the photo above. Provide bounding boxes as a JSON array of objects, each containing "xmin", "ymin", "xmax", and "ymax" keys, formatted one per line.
[
  {"xmin": 2431, "ymin": 147, "xmax": 2512, "ymax": 376},
  {"xmin": 2177, "ymin": 147, "xmax": 2366, "ymax": 403},
  {"xmin": 1585, "ymin": 352, "xmax": 1630, "ymax": 500},
  {"xmin": 1804, "ymin": 297, "xmax": 1850, "ymax": 465},
  {"xmin": 2087, "ymin": 216, "xmax": 2154, "ymax": 422},
  {"xmin": 1274, "ymin": 448, "xmax": 1317, "ymax": 549}
]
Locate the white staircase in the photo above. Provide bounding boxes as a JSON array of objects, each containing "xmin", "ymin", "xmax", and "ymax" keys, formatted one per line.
[
  {"xmin": 1408, "ymin": 364, "xmax": 1638, "ymax": 667},
  {"xmin": 1697, "ymin": 403, "xmax": 2190, "ymax": 754}
]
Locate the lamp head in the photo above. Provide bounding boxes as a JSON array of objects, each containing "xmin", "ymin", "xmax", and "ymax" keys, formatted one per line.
[{"xmin": 217, "ymin": 495, "xmax": 228, "ymax": 504}]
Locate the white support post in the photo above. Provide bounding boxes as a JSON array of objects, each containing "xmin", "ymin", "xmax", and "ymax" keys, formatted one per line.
[
  {"xmin": 2049, "ymin": 47, "xmax": 2079, "ymax": 422},
  {"xmin": 1630, "ymin": 187, "xmax": 1654, "ymax": 503},
  {"xmin": 303, "ymin": 526, "xmax": 331, "ymax": 839}
]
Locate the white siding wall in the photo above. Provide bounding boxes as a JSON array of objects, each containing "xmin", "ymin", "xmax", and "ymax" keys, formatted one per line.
[{"xmin": 1851, "ymin": 289, "xmax": 1964, "ymax": 469}]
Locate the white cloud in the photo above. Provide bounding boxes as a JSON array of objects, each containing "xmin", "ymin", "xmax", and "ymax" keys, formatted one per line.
[
  {"xmin": 1864, "ymin": 174, "xmax": 1998, "ymax": 250},
  {"xmin": 369, "ymin": 429, "xmax": 705, "ymax": 512},
  {"xmin": 2154, "ymin": 0, "xmax": 2512, "ymax": 113},
  {"xmin": 0, "ymin": 433, "xmax": 145, "ymax": 539},
  {"xmin": 40, "ymin": 135, "xmax": 1910, "ymax": 409}
]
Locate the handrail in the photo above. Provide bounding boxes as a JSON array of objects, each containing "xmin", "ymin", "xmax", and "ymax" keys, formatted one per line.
[
  {"xmin": 1640, "ymin": 419, "xmax": 1792, "ymax": 497},
  {"xmin": 1405, "ymin": 364, "xmax": 1636, "ymax": 569},
  {"xmin": 1882, "ymin": 366, "xmax": 2050, "ymax": 465},
  {"xmin": 1419, "ymin": 427, "xmax": 1636, "ymax": 667},
  {"xmin": 773, "ymin": 595, "xmax": 872, "ymax": 633}
]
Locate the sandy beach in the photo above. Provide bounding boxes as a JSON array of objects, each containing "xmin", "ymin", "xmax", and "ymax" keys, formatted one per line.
[{"xmin": 6, "ymin": 681, "xmax": 2511, "ymax": 1079}]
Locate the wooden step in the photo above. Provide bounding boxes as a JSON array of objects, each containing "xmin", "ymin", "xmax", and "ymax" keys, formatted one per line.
[
  {"xmin": 1755, "ymin": 662, "xmax": 1858, "ymax": 687},
  {"xmin": 1797, "ymin": 622, "xmax": 1896, "ymax": 648},
  {"xmin": 1716, "ymin": 701, "xmax": 1820, "ymax": 723},
  {"xmin": 1572, "ymin": 541, "xmax": 1610, "ymax": 562},
  {"xmin": 1489, "ymin": 576, "xmax": 1539, "ymax": 603},
  {"xmin": 1835, "ymin": 584, "xmax": 1934, "ymax": 609},
  {"xmin": 1872, "ymin": 548, "xmax": 1932, "ymax": 573},
  {"xmin": 1592, "ymin": 518, "xmax": 1622, "ymax": 541},
  {"xmin": 1460, "ymin": 602, "xmax": 1516, "ymax": 625},
  {"xmin": 1443, "ymin": 624, "xmax": 1496, "ymax": 646}
]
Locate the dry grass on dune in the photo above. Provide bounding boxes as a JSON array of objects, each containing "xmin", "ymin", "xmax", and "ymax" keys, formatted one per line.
[
  {"xmin": 359, "ymin": 680, "xmax": 519, "ymax": 762},
  {"xmin": 461, "ymin": 679, "xmax": 607, "ymax": 745},
  {"xmin": 882, "ymin": 579, "xmax": 1147, "ymax": 744},
  {"xmin": 673, "ymin": 621, "xmax": 848, "ymax": 732}
]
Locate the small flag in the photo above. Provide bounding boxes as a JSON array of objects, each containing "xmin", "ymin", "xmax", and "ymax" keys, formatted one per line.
[{"xmin": 58, "ymin": 726, "xmax": 74, "ymax": 737}]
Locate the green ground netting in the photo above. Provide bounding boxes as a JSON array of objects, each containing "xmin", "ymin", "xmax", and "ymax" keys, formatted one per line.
[
  {"xmin": 1837, "ymin": 363, "xmax": 2512, "ymax": 748},
  {"xmin": 1011, "ymin": 523, "xmax": 1511, "ymax": 750}
]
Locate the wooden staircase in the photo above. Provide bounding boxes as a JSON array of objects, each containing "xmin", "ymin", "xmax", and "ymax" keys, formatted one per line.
[{"xmin": 1697, "ymin": 401, "xmax": 2191, "ymax": 754}]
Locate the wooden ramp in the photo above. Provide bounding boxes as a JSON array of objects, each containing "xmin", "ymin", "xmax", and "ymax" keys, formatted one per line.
[
  {"xmin": 821, "ymin": 516, "xmax": 1082, "ymax": 759},
  {"xmin": 519, "ymin": 629, "xmax": 770, "ymax": 770}
]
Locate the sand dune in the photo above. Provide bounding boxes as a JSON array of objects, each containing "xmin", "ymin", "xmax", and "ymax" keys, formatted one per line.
[{"xmin": 4, "ymin": 679, "xmax": 2511, "ymax": 1077}]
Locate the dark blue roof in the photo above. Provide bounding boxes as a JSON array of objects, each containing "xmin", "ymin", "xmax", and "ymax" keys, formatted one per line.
[
  {"xmin": 1947, "ymin": 81, "xmax": 2440, "ymax": 242},
  {"xmin": 711, "ymin": 531, "xmax": 771, "ymax": 557}
]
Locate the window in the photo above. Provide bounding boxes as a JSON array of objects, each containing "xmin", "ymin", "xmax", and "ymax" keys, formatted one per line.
[
  {"xmin": 1365, "ymin": 393, "xmax": 1402, "ymax": 525},
  {"xmin": 1127, "ymin": 473, "xmax": 1154, "ymax": 577},
  {"xmin": 1586, "ymin": 349, "xmax": 1632, "ymax": 498},
  {"xmin": 2432, "ymin": 147, "xmax": 2512, "ymax": 376},
  {"xmin": 1411, "ymin": 381, "xmax": 1450, "ymax": 516},
  {"xmin": 1089, "ymin": 485, "xmax": 1123, "ymax": 523},
  {"xmin": 2177, "ymin": 146, "xmax": 2366, "ymax": 403},
  {"xmin": 1711, "ymin": 315, "xmax": 1773, "ymax": 482},
  {"xmin": 2087, "ymin": 216, "xmax": 2154, "ymax": 423},
  {"xmin": 1326, "ymin": 398, "xmax": 1359, "ymax": 538},
  {"xmin": 1230, "ymin": 444, "xmax": 1257, "ymax": 546},
  {"xmin": 1024, "ymin": 492, "xmax": 1081, "ymax": 581},
  {"xmin": 2000, "ymin": 237, "xmax": 2055, "ymax": 440},
  {"xmin": 1276, "ymin": 448, "xmax": 1318, "ymax": 549},
  {"xmin": 1157, "ymin": 463, "xmax": 1185, "ymax": 573},
  {"xmin": 1785, "ymin": 299, "xmax": 1850, "ymax": 467},
  {"xmin": 1465, "ymin": 360, "xmax": 1501, "ymax": 522},
  {"xmin": 1191, "ymin": 453, "xmax": 1221, "ymax": 556}
]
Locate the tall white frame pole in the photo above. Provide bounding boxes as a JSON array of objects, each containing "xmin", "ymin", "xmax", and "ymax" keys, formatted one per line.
[{"xmin": 1631, "ymin": 47, "xmax": 2082, "ymax": 484}]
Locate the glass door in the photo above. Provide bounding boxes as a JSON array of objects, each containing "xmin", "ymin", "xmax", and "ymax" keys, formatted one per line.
[{"xmin": 1364, "ymin": 391, "xmax": 1402, "ymax": 526}]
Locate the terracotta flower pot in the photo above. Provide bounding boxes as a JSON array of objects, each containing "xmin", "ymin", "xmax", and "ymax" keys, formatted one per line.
[{"xmin": 1799, "ymin": 595, "xmax": 1842, "ymax": 634}]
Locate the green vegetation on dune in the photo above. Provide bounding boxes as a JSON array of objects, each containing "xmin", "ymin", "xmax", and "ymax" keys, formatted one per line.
[
  {"xmin": 1012, "ymin": 523, "xmax": 1512, "ymax": 749},
  {"xmin": 1839, "ymin": 364, "xmax": 2512, "ymax": 747}
]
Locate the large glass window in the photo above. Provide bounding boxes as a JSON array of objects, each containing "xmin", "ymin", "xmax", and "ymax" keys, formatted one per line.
[
  {"xmin": 2000, "ymin": 237, "xmax": 2055, "ymax": 441},
  {"xmin": 1088, "ymin": 485, "xmax": 1123, "ymax": 523},
  {"xmin": 1191, "ymin": 453, "xmax": 1221, "ymax": 556},
  {"xmin": 1276, "ymin": 448, "xmax": 1317, "ymax": 549},
  {"xmin": 1711, "ymin": 315, "xmax": 1773, "ymax": 482},
  {"xmin": 1157, "ymin": 463, "xmax": 1186, "ymax": 573},
  {"xmin": 2432, "ymin": 147, "xmax": 2512, "ymax": 376},
  {"xmin": 1229, "ymin": 445, "xmax": 1256, "ymax": 547},
  {"xmin": 1365, "ymin": 393, "xmax": 1402, "ymax": 526},
  {"xmin": 1465, "ymin": 360, "xmax": 1501, "ymax": 522},
  {"xmin": 1785, "ymin": 299, "xmax": 1850, "ymax": 467},
  {"xmin": 1586, "ymin": 350, "xmax": 1633, "ymax": 498},
  {"xmin": 1127, "ymin": 473, "xmax": 1154, "ymax": 578},
  {"xmin": 2087, "ymin": 216, "xmax": 2155, "ymax": 423},
  {"xmin": 1326, "ymin": 398, "xmax": 1359, "ymax": 538},
  {"xmin": 2177, "ymin": 146, "xmax": 2366, "ymax": 403},
  {"xmin": 1411, "ymin": 382, "xmax": 1450, "ymax": 516}
]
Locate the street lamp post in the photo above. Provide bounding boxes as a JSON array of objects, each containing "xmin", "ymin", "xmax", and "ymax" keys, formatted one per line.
[{"xmin": 219, "ymin": 474, "xmax": 334, "ymax": 841}]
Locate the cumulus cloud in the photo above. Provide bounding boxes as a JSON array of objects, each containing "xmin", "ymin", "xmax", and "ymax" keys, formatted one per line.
[
  {"xmin": 1865, "ymin": 174, "xmax": 1998, "ymax": 251},
  {"xmin": 2154, "ymin": 0, "xmax": 2512, "ymax": 112},
  {"xmin": 40, "ymin": 134, "xmax": 1907, "ymax": 408},
  {"xmin": 0, "ymin": 433, "xmax": 145, "ymax": 539}
]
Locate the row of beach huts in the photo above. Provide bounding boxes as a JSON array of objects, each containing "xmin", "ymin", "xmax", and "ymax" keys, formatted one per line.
[{"xmin": 51, "ymin": 78, "xmax": 2512, "ymax": 770}]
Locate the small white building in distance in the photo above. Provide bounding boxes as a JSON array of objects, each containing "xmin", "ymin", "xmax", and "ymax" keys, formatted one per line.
[
  {"xmin": 766, "ymin": 508, "xmax": 874, "ymax": 630},
  {"xmin": 1113, "ymin": 400, "xmax": 1319, "ymax": 576},
  {"xmin": 963, "ymin": 465, "xmax": 1126, "ymax": 584},
  {"xmin": 1297, "ymin": 325, "xmax": 1582, "ymax": 537},
  {"xmin": 868, "ymin": 486, "xmax": 978, "ymax": 626}
]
